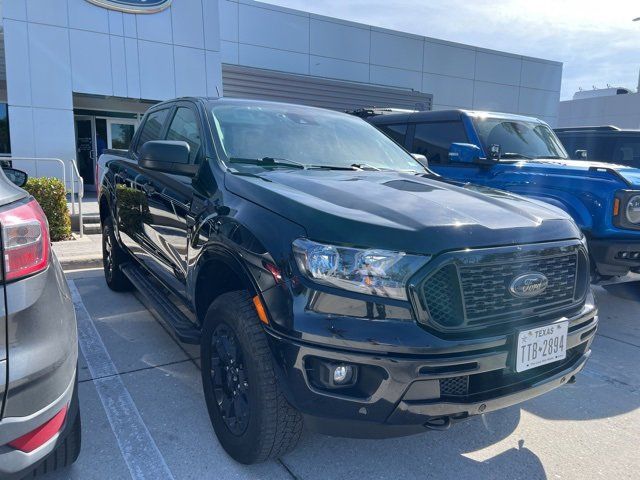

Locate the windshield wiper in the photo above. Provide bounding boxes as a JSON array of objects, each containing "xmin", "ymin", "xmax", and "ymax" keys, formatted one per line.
[
  {"xmin": 350, "ymin": 163, "xmax": 380, "ymax": 171},
  {"xmin": 307, "ymin": 164, "xmax": 361, "ymax": 171},
  {"xmin": 228, "ymin": 156, "xmax": 305, "ymax": 169},
  {"xmin": 534, "ymin": 155, "xmax": 565, "ymax": 159}
]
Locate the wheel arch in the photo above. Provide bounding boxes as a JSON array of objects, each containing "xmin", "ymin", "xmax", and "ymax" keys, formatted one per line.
[
  {"xmin": 98, "ymin": 193, "xmax": 110, "ymax": 226},
  {"xmin": 193, "ymin": 247, "xmax": 259, "ymax": 326}
]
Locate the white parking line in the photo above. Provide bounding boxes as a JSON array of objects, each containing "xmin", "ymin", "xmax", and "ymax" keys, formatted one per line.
[{"xmin": 69, "ymin": 280, "xmax": 175, "ymax": 480}]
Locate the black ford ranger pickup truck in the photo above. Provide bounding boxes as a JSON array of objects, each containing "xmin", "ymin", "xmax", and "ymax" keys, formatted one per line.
[{"xmin": 98, "ymin": 97, "xmax": 598, "ymax": 464}]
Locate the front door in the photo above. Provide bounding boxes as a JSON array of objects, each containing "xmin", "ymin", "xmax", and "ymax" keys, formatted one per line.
[
  {"xmin": 74, "ymin": 116, "xmax": 95, "ymax": 188},
  {"xmin": 140, "ymin": 104, "xmax": 202, "ymax": 299}
]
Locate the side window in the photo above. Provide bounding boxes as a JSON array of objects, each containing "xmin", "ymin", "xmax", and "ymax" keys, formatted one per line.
[
  {"xmin": 166, "ymin": 107, "xmax": 202, "ymax": 164},
  {"xmin": 135, "ymin": 109, "xmax": 169, "ymax": 155},
  {"xmin": 412, "ymin": 121, "xmax": 468, "ymax": 164},
  {"xmin": 556, "ymin": 135, "xmax": 580, "ymax": 158},
  {"xmin": 377, "ymin": 124, "xmax": 407, "ymax": 146},
  {"xmin": 612, "ymin": 138, "xmax": 640, "ymax": 167}
]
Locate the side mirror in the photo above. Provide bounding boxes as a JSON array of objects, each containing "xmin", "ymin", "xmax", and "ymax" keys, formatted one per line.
[
  {"xmin": 139, "ymin": 140, "xmax": 197, "ymax": 177},
  {"xmin": 575, "ymin": 149, "xmax": 588, "ymax": 160},
  {"xmin": 449, "ymin": 143, "xmax": 483, "ymax": 164},
  {"xmin": 411, "ymin": 153, "xmax": 428, "ymax": 169},
  {"xmin": 2, "ymin": 167, "xmax": 28, "ymax": 188}
]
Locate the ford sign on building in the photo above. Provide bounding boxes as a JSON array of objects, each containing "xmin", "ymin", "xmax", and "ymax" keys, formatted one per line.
[
  {"xmin": 85, "ymin": 0, "xmax": 173, "ymax": 14},
  {"xmin": 0, "ymin": 0, "xmax": 563, "ymax": 190}
]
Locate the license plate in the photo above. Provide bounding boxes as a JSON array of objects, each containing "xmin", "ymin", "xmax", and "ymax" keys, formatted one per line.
[{"xmin": 516, "ymin": 321, "xmax": 568, "ymax": 373}]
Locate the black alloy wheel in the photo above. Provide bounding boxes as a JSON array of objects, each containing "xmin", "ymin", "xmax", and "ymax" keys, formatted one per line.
[{"xmin": 210, "ymin": 324, "xmax": 250, "ymax": 436}]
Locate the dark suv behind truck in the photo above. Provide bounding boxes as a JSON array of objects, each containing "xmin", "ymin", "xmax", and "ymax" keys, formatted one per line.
[
  {"xmin": 99, "ymin": 97, "xmax": 597, "ymax": 464},
  {"xmin": 555, "ymin": 125, "xmax": 640, "ymax": 168}
]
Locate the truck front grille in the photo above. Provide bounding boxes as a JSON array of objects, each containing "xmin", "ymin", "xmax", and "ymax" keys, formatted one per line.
[{"xmin": 418, "ymin": 242, "xmax": 588, "ymax": 332}]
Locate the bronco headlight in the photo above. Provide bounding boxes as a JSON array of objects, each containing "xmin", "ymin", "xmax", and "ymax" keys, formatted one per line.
[
  {"xmin": 625, "ymin": 195, "xmax": 640, "ymax": 224},
  {"xmin": 292, "ymin": 238, "xmax": 430, "ymax": 301},
  {"xmin": 614, "ymin": 191, "xmax": 640, "ymax": 230}
]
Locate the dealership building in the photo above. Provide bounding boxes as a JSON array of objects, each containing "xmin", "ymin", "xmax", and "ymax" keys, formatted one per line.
[
  {"xmin": 0, "ymin": 0, "xmax": 564, "ymax": 189},
  {"xmin": 558, "ymin": 87, "xmax": 640, "ymax": 129}
]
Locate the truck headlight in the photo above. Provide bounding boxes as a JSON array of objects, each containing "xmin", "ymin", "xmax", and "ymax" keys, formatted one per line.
[
  {"xmin": 626, "ymin": 195, "xmax": 640, "ymax": 224},
  {"xmin": 292, "ymin": 238, "xmax": 430, "ymax": 301}
]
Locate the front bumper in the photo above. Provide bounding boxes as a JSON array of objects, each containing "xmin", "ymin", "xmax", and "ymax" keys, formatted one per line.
[
  {"xmin": 266, "ymin": 303, "xmax": 597, "ymax": 438},
  {"xmin": 588, "ymin": 238, "xmax": 640, "ymax": 276}
]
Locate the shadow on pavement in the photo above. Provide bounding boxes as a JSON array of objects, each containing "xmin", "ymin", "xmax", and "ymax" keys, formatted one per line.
[
  {"xmin": 286, "ymin": 409, "xmax": 546, "ymax": 480},
  {"xmin": 600, "ymin": 281, "xmax": 640, "ymax": 302}
]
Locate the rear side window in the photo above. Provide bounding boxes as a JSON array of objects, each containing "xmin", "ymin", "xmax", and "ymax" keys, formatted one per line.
[
  {"xmin": 377, "ymin": 124, "xmax": 407, "ymax": 146},
  {"xmin": 612, "ymin": 138, "xmax": 640, "ymax": 167},
  {"xmin": 412, "ymin": 121, "xmax": 468, "ymax": 164},
  {"xmin": 166, "ymin": 107, "xmax": 202, "ymax": 164},
  {"xmin": 135, "ymin": 109, "xmax": 169, "ymax": 154}
]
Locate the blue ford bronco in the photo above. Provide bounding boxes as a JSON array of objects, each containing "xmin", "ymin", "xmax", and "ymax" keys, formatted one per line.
[{"xmin": 360, "ymin": 109, "xmax": 640, "ymax": 278}]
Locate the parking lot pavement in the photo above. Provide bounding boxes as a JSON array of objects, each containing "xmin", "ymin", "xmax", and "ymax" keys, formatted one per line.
[{"xmin": 49, "ymin": 269, "xmax": 639, "ymax": 480}]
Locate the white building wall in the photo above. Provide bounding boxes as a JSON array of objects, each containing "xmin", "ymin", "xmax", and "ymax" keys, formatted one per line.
[
  {"xmin": 219, "ymin": 0, "xmax": 563, "ymax": 125},
  {"xmin": 558, "ymin": 93, "xmax": 640, "ymax": 129},
  {"xmin": 0, "ymin": 0, "xmax": 563, "ymax": 183},
  {"xmin": 2, "ymin": 0, "xmax": 223, "ymax": 182}
]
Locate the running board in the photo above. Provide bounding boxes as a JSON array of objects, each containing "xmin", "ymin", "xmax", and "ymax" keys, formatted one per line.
[{"xmin": 121, "ymin": 263, "xmax": 201, "ymax": 344}]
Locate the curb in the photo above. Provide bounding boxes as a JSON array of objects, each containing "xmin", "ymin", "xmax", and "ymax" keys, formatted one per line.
[{"xmin": 60, "ymin": 257, "xmax": 103, "ymax": 271}]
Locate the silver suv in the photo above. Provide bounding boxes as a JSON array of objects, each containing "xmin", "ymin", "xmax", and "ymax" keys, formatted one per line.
[{"xmin": 0, "ymin": 167, "xmax": 80, "ymax": 478}]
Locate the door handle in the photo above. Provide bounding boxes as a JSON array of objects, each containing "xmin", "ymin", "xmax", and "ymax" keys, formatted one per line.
[{"xmin": 142, "ymin": 183, "xmax": 156, "ymax": 195}]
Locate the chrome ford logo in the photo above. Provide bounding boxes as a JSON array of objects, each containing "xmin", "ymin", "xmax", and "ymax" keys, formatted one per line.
[
  {"xmin": 86, "ymin": 0, "xmax": 172, "ymax": 14},
  {"xmin": 509, "ymin": 272, "xmax": 548, "ymax": 298}
]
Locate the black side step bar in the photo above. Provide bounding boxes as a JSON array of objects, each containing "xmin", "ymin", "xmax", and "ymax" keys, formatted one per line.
[{"xmin": 121, "ymin": 263, "xmax": 201, "ymax": 344}]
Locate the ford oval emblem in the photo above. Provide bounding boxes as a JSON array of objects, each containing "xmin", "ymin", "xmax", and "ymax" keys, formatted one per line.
[
  {"xmin": 85, "ymin": 0, "xmax": 172, "ymax": 14},
  {"xmin": 509, "ymin": 272, "xmax": 548, "ymax": 298}
]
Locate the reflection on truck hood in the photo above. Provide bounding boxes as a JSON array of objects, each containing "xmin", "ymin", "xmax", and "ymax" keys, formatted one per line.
[
  {"xmin": 225, "ymin": 170, "xmax": 581, "ymax": 254},
  {"xmin": 520, "ymin": 158, "xmax": 640, "ymax": 186}
]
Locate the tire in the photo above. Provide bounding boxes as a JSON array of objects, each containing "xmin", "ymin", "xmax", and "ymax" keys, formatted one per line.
[
  {"xmin": 30, "ymin": 379, "xmax": 82, "ymax": 477},
  {"xmin": 201, "ymin": 290, "xmax": 303, "ymax": 464},
  {"xmin": 102, "ymin": 217, "xmax": 133, "ymax": 292}
]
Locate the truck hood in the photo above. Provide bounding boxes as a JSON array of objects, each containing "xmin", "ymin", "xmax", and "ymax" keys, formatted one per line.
[
  {"xmin": 225, "ymin": 170, "xmax": 581, "ymax": 254},
  {"xmin": 522, "ymin": 158, "xmax": 640, "ymax": 186}
]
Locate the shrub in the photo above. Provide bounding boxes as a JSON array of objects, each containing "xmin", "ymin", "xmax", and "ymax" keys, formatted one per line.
[{"xmin": 24, "ymin": 177, "xmax": 71, "ymax": 241}]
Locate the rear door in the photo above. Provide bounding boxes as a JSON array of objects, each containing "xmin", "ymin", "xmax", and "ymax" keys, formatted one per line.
[{"xmin": 115, "ymin": 107, "xmax": 171, "ymax": 256}]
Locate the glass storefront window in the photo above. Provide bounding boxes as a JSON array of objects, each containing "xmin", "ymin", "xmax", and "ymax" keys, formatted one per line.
[
  {"xmin": 110, "ymin": 123, "xmax": 136, "ymax": 150},
  {"xmin": 0, "ymin": 103, "xmax": 11, "ymax": 155}
]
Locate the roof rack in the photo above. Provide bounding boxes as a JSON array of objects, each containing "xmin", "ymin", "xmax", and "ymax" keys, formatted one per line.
[
  {"xmin": 346, "ymin": 107, "xmax": 417, "ymax": 119},
  {"xmin": 554, "ymin": 125, "xmax": 621, "ymax": 132}
]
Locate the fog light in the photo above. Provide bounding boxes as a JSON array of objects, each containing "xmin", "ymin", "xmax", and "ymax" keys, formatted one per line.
[
  {"xmin": 308, "ymin": 358, "xmax": 358, "ymax": 389},
  {"xmin": 333, "ymin": 365, "xmax": 353, "ymax": 385}
]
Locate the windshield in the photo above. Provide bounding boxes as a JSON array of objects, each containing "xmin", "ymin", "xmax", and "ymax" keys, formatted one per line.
[
  {"xmin": 209, "ymin": 102, "xmax": 422, "ymax": 171},
  {"xmin": 472, "ymin": 117, "xmax": 568, "ymax": 160}
]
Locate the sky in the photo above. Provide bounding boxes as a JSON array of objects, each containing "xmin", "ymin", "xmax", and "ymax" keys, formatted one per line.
[{"xmin": 268, "ymin": 0, "xmax": 640, "ymax": 100}]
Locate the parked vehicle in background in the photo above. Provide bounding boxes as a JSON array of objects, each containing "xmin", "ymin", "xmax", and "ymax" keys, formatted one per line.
[
  {"xmin": 0, "ymin": 167, "xmax": 81, "ymax": 479},
  {"xmin": 99, "ymin": 97, "xmax": 597, "ymax": 464},
  {"xmin": 555, "ymin": 126, "xmax": 640, "ymax": 168},
  {"xmin": 362, "ymin": 109, "xmax": 640, "ymax": 278}
]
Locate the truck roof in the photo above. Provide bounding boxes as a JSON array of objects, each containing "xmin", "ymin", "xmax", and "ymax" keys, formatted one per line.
[
  {"xmin": 368, "ymin": 108, "xmax": 545, "ymax": 125},
  {"xmin": 554, "ymin": 125, "xmax": 640, "ymax": 134}
]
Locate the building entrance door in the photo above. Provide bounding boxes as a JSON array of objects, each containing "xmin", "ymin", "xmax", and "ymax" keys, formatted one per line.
[
  {"xmin": 75, "ymin": 114, "xmax": 139, "ymax": 191},
  {"xmin": 74, "ymin": 116, "xmax": 95, "ymax": 188}
]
